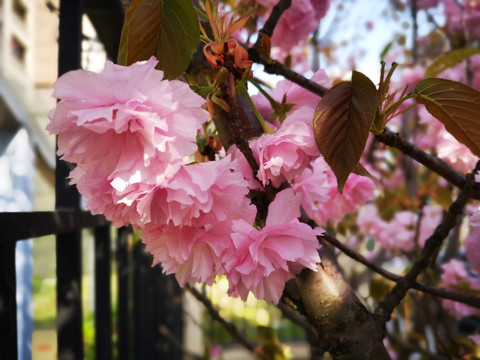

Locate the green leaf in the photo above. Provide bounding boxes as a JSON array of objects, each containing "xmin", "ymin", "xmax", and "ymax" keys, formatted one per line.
[
  {"xmin": 313, "ymin": 71, "xmax": 378, "ymax": 193},
  {"xmin": 425, "ymin": 48, "xmax": 480, "ymax": 78},
  {"xmin": 415, "ymin": 78, "xmax": 480, "ymax": 157},
  {"xmin": 379, "ymin": 40, "xmax": 393, "ymax": 61},
  {"xmin": 156, "ymin": 0, "xmax": 200, "ymax": 79},
  {"xmin": 117, "ymin": 0, "xmax": 200, "ymax": 79},
  {"xmin": 118, "ymin": 0, "xmax": 164, "ymax": 66}
]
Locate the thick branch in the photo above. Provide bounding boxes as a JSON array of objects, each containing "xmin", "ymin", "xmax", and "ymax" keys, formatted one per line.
[
  {"xmin": 295, "ymin": 245, "xmax": 391, "ymax": 359},
  {"xmin": 186, "ymin": 286, "xmax": 261, "ymax": 356},
  {"xmin": 374, "ymin": 166, "xmax": 478, "ymax": 325},
  {"xmin": 322, "ymin": 233, "xmax": 480, "ymax": 309}
]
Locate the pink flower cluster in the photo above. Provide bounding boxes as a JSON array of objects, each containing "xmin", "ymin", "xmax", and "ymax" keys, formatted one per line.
[
  {"xmin": 250, "ymin": 68, "xmax": 375, "ymax": 226},
  {"xmin": 440, "ymin": 259, "xmax": 480, "ymax": 319},
  {"xmin": 224, "ymin": 188, "xmax": 322, "ymax": 303},
  {"xmin": 293, "ymin": 157, "xmax": 377, "ymax": 226},
  {"xmin": 251, "ymin": 106, "xmax": 320, "ymax": 187},
  {"xmin": 256, "ymin": 0, "xmax": 330, "ymax": 61},
  {"xmin": 47, "ymin": 57, "xmax": 208, "ymax": 227},
  {"xmin": 357, "ymin": 203, "xmax": 443, "ymax": 252},
  {"xmin": 47, "ymin": 58, "xmax": 322, "ymax": 304}
]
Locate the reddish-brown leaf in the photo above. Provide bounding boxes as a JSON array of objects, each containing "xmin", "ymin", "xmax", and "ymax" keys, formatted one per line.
[
  {"xmin": 415, "ymin": 78, "xmax": 480, "ymax": 158},
  {"xmin": 313, "ymin": 71, "xmax": 378, "ymax": 193},
  {"xmin": 118, "ymin": 0, "xmax": 163, "ymax": 66}
]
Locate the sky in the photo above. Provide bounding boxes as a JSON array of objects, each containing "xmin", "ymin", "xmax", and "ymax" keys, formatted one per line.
[{"xmin": 317, "ymin": 0, "xmax": 446, "ymax": 81}]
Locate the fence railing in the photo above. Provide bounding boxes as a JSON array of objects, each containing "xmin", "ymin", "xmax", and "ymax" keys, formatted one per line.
[{"xmin": 0, "ymin": 212, "xmax": 184, "ymax": 360}]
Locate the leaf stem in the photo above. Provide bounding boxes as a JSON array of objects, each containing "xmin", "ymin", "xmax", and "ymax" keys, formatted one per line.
[
  {"xmin": 236, "ymin": 82, "xmax": 275, "ymax": 134},
  {"xmin": 384, "ymin": 92, "xmax": 417, "ymax": 119},
  {"xmin": 250, "ymin": 79, "xmax": 282, "ymax": 115}
]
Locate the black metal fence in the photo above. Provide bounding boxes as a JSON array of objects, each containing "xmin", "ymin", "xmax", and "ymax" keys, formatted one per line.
[
  {"xmin": 0, "ymin": 1, "xmax": 184, "ymax": 359},
  {"xmin": 0, "ymin": 214, "xmax": 184, "ymax": 360}
]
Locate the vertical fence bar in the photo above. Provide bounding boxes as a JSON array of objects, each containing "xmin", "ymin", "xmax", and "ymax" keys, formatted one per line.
[
  {"xmin": 56, "ymin": 0, "xmax": 84, "ymax": 359},
  {"xmin": 0, "ymin": 240, "xmax": 17, "ymax": 359},
  {"xmin": 94, "ymin": 225, "xmax": 112, "ymax": 360},
  {"xmin": 117, "ymin": 227, "xmax": 132, "ymax": 360},
  {"xmin": 133, "ymin": 243, "xmax": 149, "ymax": 360}
]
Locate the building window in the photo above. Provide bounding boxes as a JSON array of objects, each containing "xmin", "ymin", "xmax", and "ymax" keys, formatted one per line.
[
  {"xmin": 10, "ymin": 35, "xmax": 26, "ymax": 64},
  {"xmin": 13, "ymin": 0, "xmax": 27, "ymax": 22}
]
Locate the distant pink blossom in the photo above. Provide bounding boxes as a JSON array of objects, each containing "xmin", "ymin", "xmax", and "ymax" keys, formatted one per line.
[
  {"xmin": 442, "ymin": 0, "xmax": 480, "ymax": 37},
  {"xmin": 257, "ymin": 0, "xmax": 330, "ymax": 60},
  {"xmin": 47, "ymin": 57, "xmax": 208, "ymax": 226},
  {"xmin": 224, "ymin": 188, "xmax": 322, "ymax": 303},
  {"xmin": 466, "ymin": 205, "xmax": 480, "ymax": 275},
  {"xmin": 357, "ymin": 204, "xmax": 443, "ymax": 252},
  {"xmin": 251, "ymin": 106, "xmax": 319, "ymax": 188},
  {"xmin": 357, "ymin": 204, "xmax": 387, "ymax": 239},
  {"xmin": 414, "ymin": 0, "xmax": 439, "ymax": 10},
  {"xmin": 440, "ymin": 259, "xmax": 480, "ymax": 318}
]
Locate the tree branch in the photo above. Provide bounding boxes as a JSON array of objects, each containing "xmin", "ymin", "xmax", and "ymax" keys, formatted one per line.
[
  {"xmin": 322, "ymin": 233, "xmax": 480, "ymax": 309},
  {"xmin": 257, "ymin": 0, "xmax": 292, "ymax": 39},
  {"xmin": 186, "ymin": 286, "xmax": 262, "ymax": 357},
  {"xmin": 374, "ymin": 164, "xmax": 479, "ymax": 325},
  {"xmin": 248, "ymin": 0, "xmax": 328, "ymax": 97},
  {"xmin": 276, "ymin": 300, "xmax": 311, "ymax": 331},
  {"xmin": 376, "ymin": 127, "xmax": 480, "ymax": 200}
]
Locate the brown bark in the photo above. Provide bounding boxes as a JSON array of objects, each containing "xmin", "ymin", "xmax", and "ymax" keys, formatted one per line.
[{"xmin": 294, "ymin": 245, "xmax": 391, "ymax": 360}]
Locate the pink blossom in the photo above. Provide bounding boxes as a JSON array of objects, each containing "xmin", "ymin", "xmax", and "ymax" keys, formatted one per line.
[
  {"xmin": 224, "ymin": 188, "xmax": 322, "ymax": 303},
  {"xmin": 414, "ymin": 0, "xmax": 439, "ymax": 10},
  {"xmin": 372, "ymin": 205, "xmax": 442, "ymax": 252},
  {"xmin": 293, "ymin": 157, "xmax": 376, "ymax": 226},
  {"xmin": 436, "ymin": 131, "xmax": 478, "ymax": 174},
  {"xmin": 442, "ymin": 0, "xmax": 480, "ymax": 37},
  {"xmin": 257, "ymin": 0, "xmax": 330, "ymax": 60},
  {"xmin": 251, "ymin": 106, "xmax": 319, "ymax": 188},
  {"xmin": 378, "ymin": 211, "xmax": 418, "ymax": 251},
  {"xmin": 440, "ymin": 259, "xmax": 480, "ymax": 319},
  {"xmin": 138, "ymin": 157, "xmax": 257, "ymax": 286},
  {"xmin": 46, "ymin": 57, "xmax": 208, "ymax": 226},
  {"xmin": 142, "ymin": 219, "xmax": 241, "ymax": 286},
  {"xmin": 135, "ymin": 157, "xmax": 253, "ymax": 228},
  {"xmin": 226, "ymin": 145, "xmax": 262, "ymax": 190},
  {"xmin": 356, "ymin": 204, "xmax": 387, "ymax": 239},
  {"xmin": 466, "ymin": 226, "xmax": 480, "ymax": 275},
  {"xmin": 291, "ymin": 158, "xmax": 333, "ymax": 220}
]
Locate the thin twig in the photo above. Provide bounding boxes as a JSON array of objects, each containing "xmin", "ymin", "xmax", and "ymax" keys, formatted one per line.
[
  {"xmin": 322, "ymin": 233, "xmax": 480, "ymax": 309},
  {"xmin": 248, "ymin": 0, "xmax": 328, "ymax": 97},
  {"xmin": 386, "ymin": 332, "xmax": 447, "ymax": 360},
  {"xmin": 374, "ymin": 164, "xmax": 479, "ymax": 325},
  {"xmin": 276, "ymin": 300, "xmax": 311, "ymax": 331},
  {"xmin": 376, "ymin": 127, "xmax": 480, "ymax": 200},
  {"xmin": 186, "ymin": 285, "xmax": 263, "ymax": 357},
  {"xmin": 158, "ymin": 325, "xmax": 203, "ymax": 360},
  {"xmin": 257, "ymin": 0, "xmax": 292, "ymax": 39}
]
